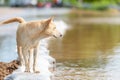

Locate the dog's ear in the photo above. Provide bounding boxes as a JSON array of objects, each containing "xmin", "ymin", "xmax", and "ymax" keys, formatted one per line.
[
  {"xmin": 45, "ymin": 17, "xmax": 54, "ymax": 26},
  {"xmin": 48, "ymin": 16, "xmax": 54, "ymax": 22},
  {"xmin": 50, "ymin": 16, "xmax": 54, "ymax": 21}
]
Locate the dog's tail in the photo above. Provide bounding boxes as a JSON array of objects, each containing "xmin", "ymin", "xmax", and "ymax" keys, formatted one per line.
[{"xmin": 0, "ymin": 17, "xmax": 25, "ymax": 25}]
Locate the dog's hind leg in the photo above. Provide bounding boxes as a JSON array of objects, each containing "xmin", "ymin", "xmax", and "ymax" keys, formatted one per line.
[
  {"xmin": 22, "ymin": 48, "xmax": 29, "ymax": 72},
  {"xmin": 17, "ymin": 46, "xmax": 24, "ymax": 66},
  {"xmin": 28, "ymin": 48, "xmax": 34, "ymax": 72}
]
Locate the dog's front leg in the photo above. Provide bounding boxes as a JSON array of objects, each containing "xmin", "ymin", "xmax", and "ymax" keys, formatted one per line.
[
  {"xmin": 28, "ymin": 48, "xmax": 34, "ymax": 72},
  {"xmin": 33, "ymin": 45, "xmax": 40, "ymax": 73}
]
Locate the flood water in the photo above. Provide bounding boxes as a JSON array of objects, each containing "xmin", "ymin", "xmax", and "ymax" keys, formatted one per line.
[
  {"xmin": 0, "ymin": 12, "xmax": 120, "ymax": 80},
  {"xmin": 49, "ymin": 18, "xmax": 120, "ymax": 80}
]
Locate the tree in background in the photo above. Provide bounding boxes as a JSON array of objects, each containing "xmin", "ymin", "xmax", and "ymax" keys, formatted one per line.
[{"xmin": 62, "ymin": 0, "xmax": 120, "ymax": 10}]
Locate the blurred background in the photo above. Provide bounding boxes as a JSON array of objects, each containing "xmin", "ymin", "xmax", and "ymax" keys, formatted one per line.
[{"xmin": 1, "ymin": 0, "xmax": 120, "ymax": 80}]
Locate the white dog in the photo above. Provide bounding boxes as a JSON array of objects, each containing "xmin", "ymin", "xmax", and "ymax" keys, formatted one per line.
[{"xmin": 0, "ymin": 17, "xmax": 62, "ymax": 73}]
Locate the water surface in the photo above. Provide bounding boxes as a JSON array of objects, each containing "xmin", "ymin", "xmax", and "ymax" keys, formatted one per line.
[{"xmin": 49, "ymin": 19, "xmax": 120, "ymax": 80}]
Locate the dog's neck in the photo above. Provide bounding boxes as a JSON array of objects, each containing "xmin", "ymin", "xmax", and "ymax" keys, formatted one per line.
[{"xmin": 30, "ymin": 27, "xmax": 48, "ymax": 41}]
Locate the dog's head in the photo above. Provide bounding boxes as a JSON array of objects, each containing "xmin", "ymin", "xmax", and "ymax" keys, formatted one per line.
[{"xmin": 44, "ymin": 17, "xmax": 62, "ymax": 38}]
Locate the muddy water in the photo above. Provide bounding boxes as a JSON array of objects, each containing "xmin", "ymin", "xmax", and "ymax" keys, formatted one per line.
[{"xmin": 49, "ymin": 20, "xmax": 120, "ymax": 79}]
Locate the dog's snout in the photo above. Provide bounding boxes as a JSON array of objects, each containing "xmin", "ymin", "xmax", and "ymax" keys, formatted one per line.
[{"xmin": 60, "ymin": 34, "xmax": 62, "ymax": 37}]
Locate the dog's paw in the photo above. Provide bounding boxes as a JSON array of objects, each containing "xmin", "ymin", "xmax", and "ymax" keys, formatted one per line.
[
  {"xmin": 34, "ymin": 71, "xmax": 40, "ymax": 73},
  {"xmin": 24, "ymin": 69, "xmax": 30, "ymax": 73},
  {"xmin": 25, "ymin": 70, "xmax": 30, "ymax": 72},
  {"xmin": 33, "ymin": 69, "xmax": 40, "ymax": 73}
]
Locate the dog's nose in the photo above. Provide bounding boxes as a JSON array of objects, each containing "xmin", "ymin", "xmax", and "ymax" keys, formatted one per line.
[{"xmin": 60, "ymin": 34, "xmax": 62, "ymax": 37}]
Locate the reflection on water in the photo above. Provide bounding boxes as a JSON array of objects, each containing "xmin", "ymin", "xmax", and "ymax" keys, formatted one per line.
[
  {"xmin": 50, "ymin": 24, "xmax": 120, "ymax": 60},
  {"xmin": 49, "ymin": 22, "xmax": 120, "ymax": 80}
]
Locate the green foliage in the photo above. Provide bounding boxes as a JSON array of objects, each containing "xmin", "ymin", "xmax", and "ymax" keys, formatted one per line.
[
  {"xmin": 38, "ymin": 0, "xmax": 52, "ymax": 2},
  {"xmin": 63, "ymin": 0, "xmax": 120, "ymax": 10},
  {"xmin": 91, "ymin": 0, "xmax": 118, "ymax": 10},
  {"xmin": 84, "ymin": 0, "xmax": 120, "ymax": 4},
  {"xmin": 63, "ymin": 0, "xmax": 78, "ymax": 5}
]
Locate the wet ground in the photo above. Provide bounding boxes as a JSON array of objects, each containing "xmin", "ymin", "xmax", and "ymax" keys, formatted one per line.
[{"xmin": 0, "ymin": 8, "xmax": 120, "ymax": 80}]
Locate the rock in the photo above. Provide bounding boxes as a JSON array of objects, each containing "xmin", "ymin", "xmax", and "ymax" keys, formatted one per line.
[{"xmin": 0, "ymin": 60, "xmax": 20, "ymax": 80}]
